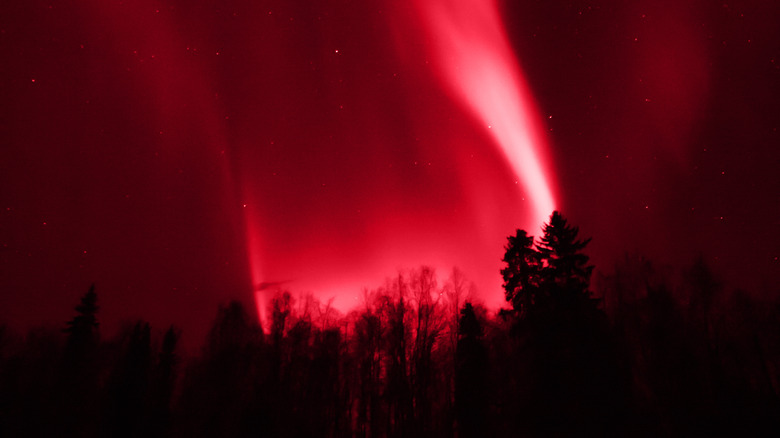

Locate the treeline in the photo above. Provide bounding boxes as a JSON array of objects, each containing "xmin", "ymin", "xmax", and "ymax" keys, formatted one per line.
[{"xmin": 1, "ymin": 212, "xmax": 779, "ymax": 437}]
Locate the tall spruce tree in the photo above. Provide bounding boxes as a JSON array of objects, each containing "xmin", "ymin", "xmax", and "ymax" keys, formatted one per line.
[
  {"xmin": 501, "ymin": 230, "xmax": 541, "ymax": 315},
  {"xmin": 536, "ymin": 211, "xmax": 594, "ymax": 306},
  {"xmin": 502, "ymin": 212, "xmax": 595, "ymax": 315}
]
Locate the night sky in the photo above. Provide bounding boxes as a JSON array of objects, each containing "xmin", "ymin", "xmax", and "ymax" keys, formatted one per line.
[{"xmin": 2, "ymin": 0, "xmax": 778, "ymax": 346}]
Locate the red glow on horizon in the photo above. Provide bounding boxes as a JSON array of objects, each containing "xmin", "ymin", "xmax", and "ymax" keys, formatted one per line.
[{"xmin": 243, "ymin": 1, "xmax": 558, "ymax": 325}]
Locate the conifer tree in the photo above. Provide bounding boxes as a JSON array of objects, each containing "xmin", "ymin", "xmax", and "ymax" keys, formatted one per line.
[
  {"xmin": 501, "ymin": 230, "xmax": 541, "ymax": 314},
  {"xmin": 59, "ymin": 284, "xmax": 101, "ymax": 436},
  {"xmin": 64, "ymin": 283, "xmax": 99, "ymax": 352},
  {"xmin": 536, "ymin": 211, "xmax": 594, "ymax": 306},
  {"xmin": 455, "ymin": 302, "xmax": 487, "ymax": 438}
]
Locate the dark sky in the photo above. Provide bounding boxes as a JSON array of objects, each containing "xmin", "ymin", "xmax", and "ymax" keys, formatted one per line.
[{"xmin": 1, "ymin": 0, "xmax": 778, "ymax": 347}]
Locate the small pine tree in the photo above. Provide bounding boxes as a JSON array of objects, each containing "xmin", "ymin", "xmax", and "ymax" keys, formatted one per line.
[
  {"xmin": 59, "ymin": 284, "xmax": 101, "ymax": 436},
  {"xmin": 458, "ymin": 302, "xmax": 483, "ymax": 340},
  {"xmin": 64, "ymin": 283, "xmax": 99, "ymax": 355}
]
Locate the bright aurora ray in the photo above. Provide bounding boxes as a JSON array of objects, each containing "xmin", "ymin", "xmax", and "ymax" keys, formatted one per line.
[
  {"xmin": 416, "ymin": 0, "xmax": 556, "ymax": 225},
  {"xmin": 247, "ymin": 0, "xmax": 557, "ymax": 324}
]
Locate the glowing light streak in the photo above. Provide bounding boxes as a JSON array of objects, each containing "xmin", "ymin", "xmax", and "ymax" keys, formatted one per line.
[
  {"xmin": 244, "ymin": 209, "xmax": 266, "ymax": 325},
  {"xmin": 416, "ymin": 0, "xmax": 556, "ymax": 225}
]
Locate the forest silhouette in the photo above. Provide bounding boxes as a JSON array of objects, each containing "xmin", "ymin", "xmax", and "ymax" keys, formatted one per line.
[{"xmin": 1, "ymin": 211, "xmax": 778, "ymax": 437}]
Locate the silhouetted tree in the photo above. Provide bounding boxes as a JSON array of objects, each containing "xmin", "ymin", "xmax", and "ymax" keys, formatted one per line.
[
  {"xmin": 455, "ymin": 302, "xmax": 488, "ymax": 438},
  {"xmin": 4, "ymin": 245, "xmax": 778, "ymax": 437},
  {"xmin": 178, "ymin": 300, "xmax": 263, "ymax": 437},
  {"xmin": 149, "ymin": 326, "xmax": 179, "ymax": 438},
  {"xmin": 383, "ymin": 277, "xmax": 412, "ymax": 437},
  {"xmin": 410, "ymin": 267, "xmax": 442, "ymax": 435},
  {"xmin": 63, "ymin": 283, "xmax": 99, "ymax": 359},
  {"xmin": 270, "ymin": 291, "xmax": 292, "ymax": 380},
  {"xmin": 0, "ymin": 326, "xmax": 63, "ymax": 436},
  {"xmin": 502, "ymin": 212, "xmax": 626, "ymax": 435},
  {"xmin": 354, "ymin": 308, "xmax": 384, "ymax": 437},
  {"xmin": 103, "ymin": 321, "xmax": 153, "ymax": 437},
  {"xmin": 284, "ymin": 317, "xmax": 317, "ymax": 436},
  {"xmin": 309, "ymin": 327, "xmax": 346, "ymax": 437},
  {"xmin": 59, "ymin": 284, "xmax": 102, "ymax": 437},
  {"xmin": 536, "ymin": 211, "xmax": 595, "ymax": 309},
  {"xmin": 685, "ymin": 256, "xmax": 722, "ymax": 351},
  {"xmin": 440, "ymin": 269, "xmax": 471, "ymax": 435},
  {"xmin": 501, "ymin": 230, "xmax": 541, "ymax": 315}
]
